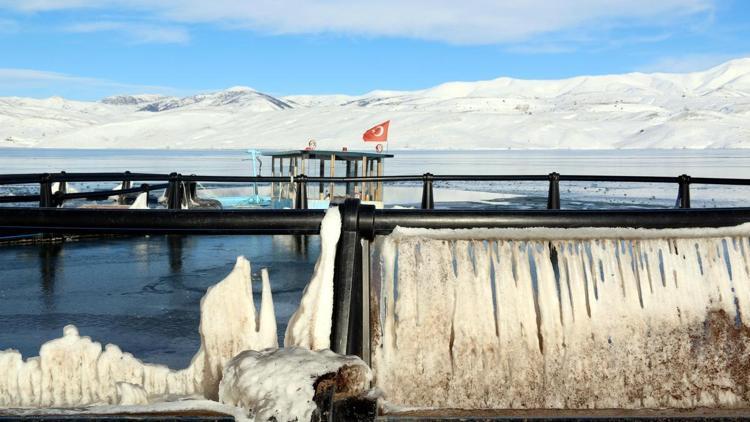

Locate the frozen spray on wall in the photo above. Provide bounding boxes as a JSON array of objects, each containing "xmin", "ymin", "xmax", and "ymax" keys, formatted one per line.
[{"xmin": 371, "ymin": 225, "xmax": 750, "ymax": 409}]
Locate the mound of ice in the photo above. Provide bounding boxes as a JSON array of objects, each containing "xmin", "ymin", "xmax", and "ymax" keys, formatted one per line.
[{"xmin": 219, "ymin": 347, "xmax": 371, "ymax": 422}]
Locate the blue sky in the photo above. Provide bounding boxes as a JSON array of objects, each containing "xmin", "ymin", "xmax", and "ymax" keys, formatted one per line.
[{"xmin": 0, "ymin": 0, "xmax": 748, "ymax": 100}]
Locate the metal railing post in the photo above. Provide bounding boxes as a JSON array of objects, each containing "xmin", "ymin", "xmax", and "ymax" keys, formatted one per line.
[
  {"xmin": 118, "ymin": 171, "xmax": 132, "ymax": 205},
  {"xmin": 677, "ymin": 174, "xmax": 691, "ymax": 209},
  {"xmin": 52, "ymin": 171, "xmax": 67, "ymax": 207},
  {"xmin": 167, "ymin": 172, "xmax": 183, "ymax": 209},
  {"xmin": 294, "ymin": 175, "xmax": 308, "ymax": 210},
  {"xmin": 421, "ymin": 173, "xmax": 434, "ymax": 210},
  {"xmin": 331, "ymin": 198, "xmax": 375, "ymax": 358},
  {"xmin": 140, "ymin": 183, "xmax": 150, "ymax": 208},
  {"xmin": 547, "ymin": 172, "xmax": 561, "ymax": 210},
  {"xmin": 39, "ymin": 173, "xmax": 53, "ymax": 208}
]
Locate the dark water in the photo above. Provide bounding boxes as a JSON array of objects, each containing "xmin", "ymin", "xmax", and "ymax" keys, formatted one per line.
[{"xmin": 0, "ymin": 234, "xmax": 319, "ymax": 368}]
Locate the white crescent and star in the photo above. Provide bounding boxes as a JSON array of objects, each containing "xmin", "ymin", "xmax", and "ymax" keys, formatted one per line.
[{"xmin": 371, "ymin": 126, "xmax": 384, "ymax": 137}]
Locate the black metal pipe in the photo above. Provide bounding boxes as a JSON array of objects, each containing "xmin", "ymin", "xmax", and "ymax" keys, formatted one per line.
[
  {"xmin": 0, "ymin": 194, "xmax": 40, "ymax": 204},
  {"xmin": 370, "ymin": 208, "xmax": 750, "ymax": 234},
  {"xmin": 47, "ymin": 172, "xmax": 170, "ymax": 182},
  {"xmin": 0, "ymin": 174, "xmax": 42, "ymax": 185},
  {"xmin": 4, "ymin": 172, "xmax": 750, "ymax": 186},
  {"xmin": 560, "ymin": 175, "xmax": 678, "ymax": 184},
  {"xmin": 0, "ymin": 208, "xmax": 326, "ymax": 235},
  {"xmin": 2, "ymin": 207, "xmax": 750, "ymax": 236}
]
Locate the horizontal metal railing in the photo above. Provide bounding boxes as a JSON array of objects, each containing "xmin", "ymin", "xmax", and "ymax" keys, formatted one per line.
[
  {"xmin": 1, "ymin": 171, "xmax": 750, "ymax": 209},
  {"xmin": 3, "ymin": 206, "xmax": 750, "ymax": 236}
]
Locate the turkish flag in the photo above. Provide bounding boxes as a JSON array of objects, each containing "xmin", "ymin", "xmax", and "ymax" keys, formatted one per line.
[{"xmin": 363, "ymin": 120, "xmax": 389, "ymax": 142}]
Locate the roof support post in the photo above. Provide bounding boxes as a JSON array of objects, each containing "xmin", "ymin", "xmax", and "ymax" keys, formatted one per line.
[
  {"xmin": 677, "ymin": 174, "xmax": 691, "ymax": 209},
  {"xmin": 421, "ymin": 173, "xmax": 434, "ymax": 210},
  {"xmin": 167, "ymin": 172, "xmax": 183, "ymax": 209},
  {"xmin": 294, "ymin": 175, "xmax": 308, "ymax": 209},
  {"xmin": 39, "ymin": 173, "xmax": 54, "ymax": 208},
  {"xmin": 547, "ymin": 172, "xmax": 561, "ymax": 210}
]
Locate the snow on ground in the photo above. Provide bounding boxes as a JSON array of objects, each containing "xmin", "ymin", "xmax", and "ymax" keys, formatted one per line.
[{"xmin": 1, "ymin": 58, "xmax": 750, "ymax": 149}]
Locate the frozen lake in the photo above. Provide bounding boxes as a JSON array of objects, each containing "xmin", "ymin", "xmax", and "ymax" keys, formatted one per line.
[
  {"xmin": 2, "ymin": 147, "xmax": 750, "ymax": 177},
  {"xmin": 1, "ymin": 148, "xmax": 750, "ymax": 367}
]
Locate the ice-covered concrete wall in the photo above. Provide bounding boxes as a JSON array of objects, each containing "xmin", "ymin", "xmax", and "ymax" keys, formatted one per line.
[{"xmin": 371, "ymin": 226, "xmax": 750, "ymax": 409}]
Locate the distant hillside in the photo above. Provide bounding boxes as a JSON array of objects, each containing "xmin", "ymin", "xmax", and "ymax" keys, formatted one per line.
[{"xmin": 1, "ymin": 59, "xmax": 749, "ymax": 149}]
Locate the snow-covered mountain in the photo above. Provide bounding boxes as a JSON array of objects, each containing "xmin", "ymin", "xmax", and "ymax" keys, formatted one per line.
[{"xmin": 2, "ymin": 58, "xmax": 750, "ymax": 149}]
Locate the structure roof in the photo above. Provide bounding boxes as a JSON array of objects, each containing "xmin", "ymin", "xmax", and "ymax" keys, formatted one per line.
[{"xmin": 264, "ymin": 149, "xmax": 393, "ymax": 160}]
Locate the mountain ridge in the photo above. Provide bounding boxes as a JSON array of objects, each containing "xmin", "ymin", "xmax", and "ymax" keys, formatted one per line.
[{"xmin": 1, "ymin": 58, "xmax": 749, "ymax": 149}]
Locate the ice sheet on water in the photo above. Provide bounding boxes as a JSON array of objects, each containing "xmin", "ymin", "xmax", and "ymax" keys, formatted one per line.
[{"xmin": 372, "ymin": 224, "xmax": 750, "ymax": 409}]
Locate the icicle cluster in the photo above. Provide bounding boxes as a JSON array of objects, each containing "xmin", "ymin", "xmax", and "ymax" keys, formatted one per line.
[
  {"xmin": 0, "ymin": 256, "xmax": 277, "ymax": 407},
  {"xmin": 372, "ymin": 226, "xmax": 750, "ymax": 409}
]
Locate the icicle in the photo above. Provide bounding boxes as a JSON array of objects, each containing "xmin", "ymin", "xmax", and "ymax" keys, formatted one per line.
[
  {"xmin": 284, "ymin": 206, "xmax": 341, "ymax": 350},
  {"xmin": 372, "ymin": 225, "xmax": 750, "ymax": 409}
]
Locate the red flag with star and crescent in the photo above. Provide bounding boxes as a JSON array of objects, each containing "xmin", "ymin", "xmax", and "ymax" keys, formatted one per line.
[{"xmin": 363, "ymin": 120, "xmax": 390, "ymax": 142}]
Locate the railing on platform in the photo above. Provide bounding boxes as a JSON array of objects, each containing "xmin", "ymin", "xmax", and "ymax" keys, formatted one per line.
[
  {"xmin": 3, "ymin": 171, "xmax": 750, "ymax": 358},
  {"xmin": 2, "ymin": 171, "xmax": 750, "ymax": 209}
]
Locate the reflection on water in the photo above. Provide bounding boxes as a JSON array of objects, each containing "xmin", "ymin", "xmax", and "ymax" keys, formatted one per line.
[
  {"xmin": 0, "ymin": 235, "xmax": 319, "ymax": 368},
  {"xmin": 39, "ymin": 243, "xmax": 63, "ymax": 309}
]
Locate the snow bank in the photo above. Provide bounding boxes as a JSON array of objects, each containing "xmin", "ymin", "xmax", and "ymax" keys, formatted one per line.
[
  {"xmin": 0, "ymin": 255, "xmax": 276, "ymax": 407},
  {"xmin": 372, "ymin": 226, "xmax": 750, "ymax": 409},
  {"xmin": 284, "ymin": 206, "xmax": 341, "ymax": 349},
  {"xmin": 219, "ymin": 348, "xmax": 371, "ymax": 422}
]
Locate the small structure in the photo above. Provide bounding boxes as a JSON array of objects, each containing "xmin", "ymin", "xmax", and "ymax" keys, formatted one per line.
[{"xmin": 266, "ymin": 150, "xmax": 393, "ymax": 209}]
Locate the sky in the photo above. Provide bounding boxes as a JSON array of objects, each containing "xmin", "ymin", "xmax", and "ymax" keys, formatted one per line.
[{"xmin": 0, "ymin": 0, "xmax": 748, "ymax": 100}]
